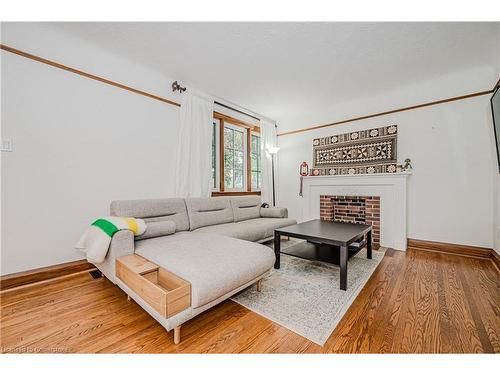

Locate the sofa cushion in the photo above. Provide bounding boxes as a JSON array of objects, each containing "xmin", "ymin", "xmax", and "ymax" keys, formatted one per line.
[
  {"xmin": 194, "ymin": 217, "xmax": 297, "ymax": 242},
  {"xmin": 240, "ymin": 217, "xmax": 297, "ymax": 239},
  {"xmin": 193, "ymin": 222, "xmax": 264, "ymax": 242},
  {"xmin": 135, "ymin": 233, "xmax": 274, "ymax": 308},
  {"xmin": 260, "ymin": 207, "xmax": 288, "ymax": 218},
  {"xmin": 110, "ymin": 198, "xmax": 189, "ymax": 231},
  {"xmin": 185, "ymin": 197, "xmax": 234, "ymax": 230},
  {"xmin": 230, "ymin": 196, "xmax": 262, "ymax": 222},
  {"xmin": 135, "ymin": 220, "xmax": 176, "ymax": 240}
]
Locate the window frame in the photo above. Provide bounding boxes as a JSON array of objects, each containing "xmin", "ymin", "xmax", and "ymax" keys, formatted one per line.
[{"xmin": 211, "ymin": 112, "xmax": 261, "ymax": 197}]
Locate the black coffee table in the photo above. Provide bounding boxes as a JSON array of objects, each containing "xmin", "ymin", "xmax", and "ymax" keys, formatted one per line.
[{"xmin": 274, "ymin": 219, "xmax": 372, "ymax": 290}]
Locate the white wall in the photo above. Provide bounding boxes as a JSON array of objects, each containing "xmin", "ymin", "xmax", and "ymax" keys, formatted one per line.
[
  {"xmin": 0, "ymin": 23, "xmax": 182, "ymax": 275},
  {"xmin": 278, "ymin": 92, "xmax": 496, "ymax": 249}
]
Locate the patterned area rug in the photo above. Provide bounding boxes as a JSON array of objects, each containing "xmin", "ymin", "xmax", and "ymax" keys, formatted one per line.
[{"xmin": 231, "ymin": 239, "xmax": 385, "ymax": 346}]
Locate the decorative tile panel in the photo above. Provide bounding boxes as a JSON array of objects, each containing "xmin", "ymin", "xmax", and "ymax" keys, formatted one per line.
[{"xmin": 311, "ymin": 125, "xmax": 398, "ymax": 175}]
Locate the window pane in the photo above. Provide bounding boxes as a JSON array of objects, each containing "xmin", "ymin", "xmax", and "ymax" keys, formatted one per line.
[
  {"xmin": 224, "ymin": 128, "xmax": 233, "ymax": 149},
  {"xmin": 234, "ymin": 170, "xmax": 243, "ymax": 189},
  {"xmin": 234, "ymin": 151, "xmax": 243, "ymax": 171},
  {"xmin": 224, "ymin": 149, "xmax": 233, "ymax": 167},
  {"xmin": 224, "ymin": 151, "xmax": 233, "ymax": 188},
  {"xmin": 252, "ymin": 135, "xmax": 259, "ymax": 154},
  {"xmin": 251, "ymin": 153, "xmax": 257, "ymax": 171},
  {"xmin": 233, "ymin": 129, "xmax": 243, "ymax": 150},
  {"xmin": 252, "ymin": 172, "xmax": 258, "ymax": 189},
  {"xmin": 222, "ymin": 124, "xmax": 248, "ymax": 190},
  {"xmin": 250, "ymin": 135, "xmax": 261, "ymax": 189},
  {"xmin": 225, "ymin": 170, "xmax": 233, "ymax": 188}
]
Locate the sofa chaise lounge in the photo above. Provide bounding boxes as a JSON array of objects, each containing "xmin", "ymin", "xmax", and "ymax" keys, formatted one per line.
[{"xmin": 93, "ymin": 195, "xmax": 296, "ymax": 344}]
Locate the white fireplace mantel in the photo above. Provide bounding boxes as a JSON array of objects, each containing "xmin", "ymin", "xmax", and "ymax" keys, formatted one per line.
[{"xmin": 300, "ymin": 172, "xmax": 411, "ymax": 251}]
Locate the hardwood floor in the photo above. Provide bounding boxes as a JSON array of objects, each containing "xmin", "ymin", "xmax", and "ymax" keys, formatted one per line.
[{"xmin": 1, "ymin": 248, "xmax": 498, "ymax": 353}]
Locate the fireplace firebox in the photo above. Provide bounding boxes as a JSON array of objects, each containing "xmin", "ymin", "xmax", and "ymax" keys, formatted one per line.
[{"xmin": 320, "ymin": 195, "xmax": 380, "ymax": 250}]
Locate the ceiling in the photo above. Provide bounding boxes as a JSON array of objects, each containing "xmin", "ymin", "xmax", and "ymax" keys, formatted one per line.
[{"xmin": 52, "ymin": 22, "xmax": 500, "ymax": 127}]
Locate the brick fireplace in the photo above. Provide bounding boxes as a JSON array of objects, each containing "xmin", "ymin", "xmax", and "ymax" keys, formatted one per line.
[{"xmin": 320, "ymin": 195, "xmax": 380, "ymax": 250}]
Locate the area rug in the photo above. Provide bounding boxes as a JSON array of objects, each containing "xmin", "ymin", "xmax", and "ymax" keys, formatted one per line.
[{"xmin": 231, "ymin": 240, "xmax": 385, "ymax": 346}]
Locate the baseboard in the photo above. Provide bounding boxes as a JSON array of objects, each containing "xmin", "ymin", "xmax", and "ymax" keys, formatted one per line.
[
  {"xmin": 491, "ymin": 250, "xmax": 500, "ymax": 271},
  {"xmin": 407, "ymin": 238, "xmax": 493, "ymax": 260},
  {"xmin": 0, "ymin": 259, "xmax": 95, "ymax": 291}
]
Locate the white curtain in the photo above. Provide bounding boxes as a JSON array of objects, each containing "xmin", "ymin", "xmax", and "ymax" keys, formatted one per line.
[
  {"xmin": 175, "ymin": 89, "xmax": 214, "ymax": 198},
  {"xmin": 260, "ymin": 118, "xmax": 277, "ymax": 205}
]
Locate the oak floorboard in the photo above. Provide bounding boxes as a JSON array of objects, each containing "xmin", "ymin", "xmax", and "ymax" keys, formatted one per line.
[
  {"xmin": 412, "ymin": 251, "xmax": 441, "ymax": 353},
  {"xmin": 369, "ymin": 249, "xmax": 416, "ymax": 353},
  {"xmin": 321, "ymin": 248, "xmax": 402, "ymax": 353},
  {"xmin": 440, "ymin": 255, "xmax": 485, "ymax": 353},
  {"xmin": 195, "ymin": 310, "xmax": 269, "ymax": 353},
  {"xmin": 1, "ymin": 248, "xmax": 498, "ymax": 353},
  {"xmin": 0, "ymin": 272, "xmax": 96, "ymax": 305},
  {"xmin": 386, "ymin": 247, "xmax": 420, "ymax": 352},
  {"xmin": 434, "ymin": 253, "xmax": 456, "ymax": 353},
  {"xmin": 458, "ymin": 257, "xmax": 499, "ymax": 352}
]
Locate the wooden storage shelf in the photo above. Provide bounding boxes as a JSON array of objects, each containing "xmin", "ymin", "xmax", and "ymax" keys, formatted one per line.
[{"xmin": 116, "ymin": 254, "xmax": 191, "ymax": 318}]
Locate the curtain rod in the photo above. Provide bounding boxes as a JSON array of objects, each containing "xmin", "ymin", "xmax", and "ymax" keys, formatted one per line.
[
  {"xmin": 215, "ymin": 101, "xmax": 260, "ymax": 122},
  {"xmin": 172, "ymin": 80, "xmax": 264, "ymax": 123}
]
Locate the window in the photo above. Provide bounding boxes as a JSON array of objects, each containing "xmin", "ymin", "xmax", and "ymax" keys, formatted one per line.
[
  {"xmin": 211, "ymin": 113, "xmax": 261, "ymax": 195},
  {"xmin": 224, "ymin": 123, "xmax": 247, "ymax": 190},
  {"xmin": 251, "ymin": 133, "xmax": 261, "ymax": 190}
]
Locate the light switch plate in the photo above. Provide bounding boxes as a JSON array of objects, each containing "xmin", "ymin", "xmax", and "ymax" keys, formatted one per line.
[{"xmin": 1, "ymin": 138, "xmax": 13, "ymax": 152}]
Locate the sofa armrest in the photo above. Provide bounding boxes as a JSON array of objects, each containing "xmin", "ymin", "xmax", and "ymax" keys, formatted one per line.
[
  {"xmin": 93, "ymin": 230, "xmax": 135, "ymax": 283},
  {"xmin": 109, "ymin": 230, "xmax": 135, "ymax": 257},
  {"xmin": 260, "ymin": 207, "xmax": 288, "ymax": 218}
]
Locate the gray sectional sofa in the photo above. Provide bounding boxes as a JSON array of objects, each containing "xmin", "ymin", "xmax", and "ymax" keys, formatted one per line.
[{"xmin": 93, "ymin": 195, "xmax": 296, "ymax": 343}]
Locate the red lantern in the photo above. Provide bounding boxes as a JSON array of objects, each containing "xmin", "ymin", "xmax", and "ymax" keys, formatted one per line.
[
  {"xmin": 300, "ymin": 161, "xmax": 309, "ymax": 176},
  {"xmin": 299, "ymin": 162, "xmax": 309, "ymax": 197}
]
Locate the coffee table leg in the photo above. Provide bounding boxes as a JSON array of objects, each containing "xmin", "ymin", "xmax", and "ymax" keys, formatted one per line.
[
  {"xmin": 274, "ymin": 232, "xmax": 281, "ymax": 269},
  {"xmin": 340, "ymin": 244, "xmax": 347, "ymax": 290},
  {"xmin": 367, "ymin": 230, "xmax": 372, "ymax": 259}
]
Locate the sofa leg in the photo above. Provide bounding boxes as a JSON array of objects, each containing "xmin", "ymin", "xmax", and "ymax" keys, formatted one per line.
[
  {"xmin": 174, "ymin": 325, "xmax": 181, "ymax": 344},
  {"xmin": 256, "ymin": 279, "xmax": 263, "ymax": 292}
]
